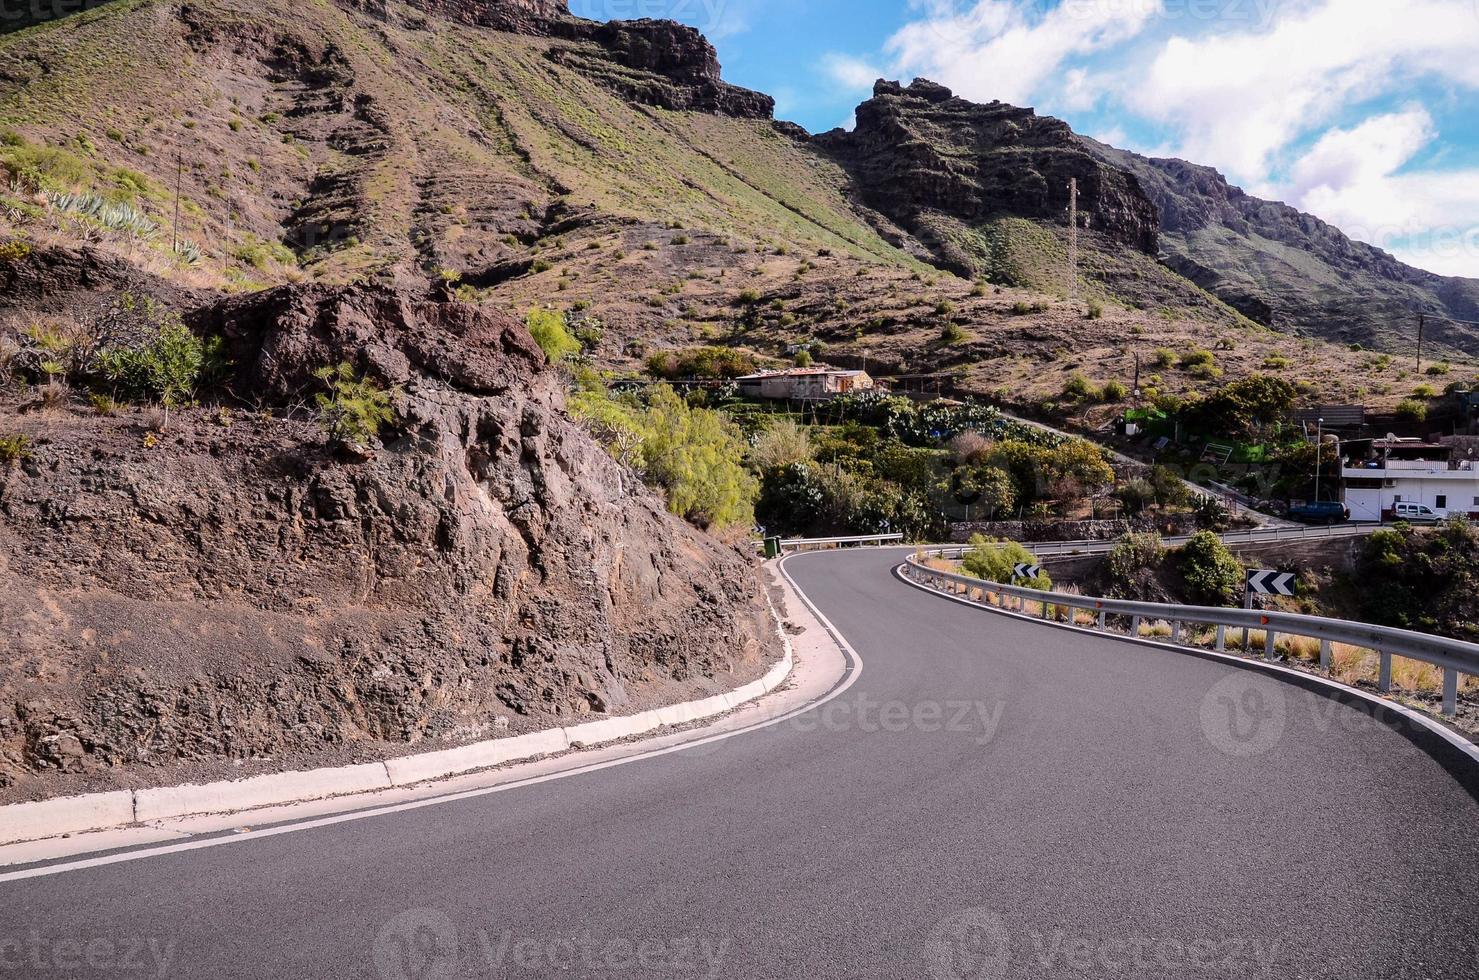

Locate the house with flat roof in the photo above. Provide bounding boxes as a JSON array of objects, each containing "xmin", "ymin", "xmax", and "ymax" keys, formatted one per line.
[
  {"xmin": 1341, "ymin": 437, "xmax": 1479, "ymax": 521},
  {"xmin": 735, "ymin": 368, "xmax": 876, "ymax": 402}
]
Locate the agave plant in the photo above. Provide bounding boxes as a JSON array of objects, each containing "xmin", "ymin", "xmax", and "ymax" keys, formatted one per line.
[
  {"xmin": 47, "ymin": 191, "xmax": 157, "ymax": 239},
  {"xmin": 173, "ymin": 239, "xmax": 203, "ymax": 264}
]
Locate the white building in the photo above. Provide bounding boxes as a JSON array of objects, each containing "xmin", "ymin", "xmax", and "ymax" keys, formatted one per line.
[{"xmin": 1342, "ymin": 438, "xmax": 1479, "ymax": 522}]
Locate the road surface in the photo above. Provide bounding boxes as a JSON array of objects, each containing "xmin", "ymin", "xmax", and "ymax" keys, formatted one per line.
[{"xmin": 2, "ymin": 549, "xmax": 1476, "ymax": 978}]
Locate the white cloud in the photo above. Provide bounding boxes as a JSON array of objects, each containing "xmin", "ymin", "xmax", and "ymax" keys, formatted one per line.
[
  {"xmin": 884, "ymin": 0, "xmax": 1161, "ymax": 106},
  {"xmin": 822, "ymin": 54, "xmax": 885, "ymax": 91},
  {"xmin": 1123, "ymin": 0, "xmax": 1479, "ymax": 181},
  {"xmin": 1272, "ymin": 108, "xmax": 1479, "ymax": 278}
]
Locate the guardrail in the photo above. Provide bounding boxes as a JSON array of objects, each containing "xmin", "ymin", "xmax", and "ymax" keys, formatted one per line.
[
  {"xmin": 901, "ymin": 552, "xmax": 1479, "ymax": 717},
  {"xmin": 780, "ymin": 533, "xmax": 904, "ymax": 550},
  {"xmin": 926, "ymin": 523, "xmax": 1376, "ymax": 562}
]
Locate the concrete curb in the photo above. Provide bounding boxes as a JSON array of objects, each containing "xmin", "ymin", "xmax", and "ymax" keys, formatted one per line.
[{"xmin": 0, "ymin": 594, "xmax": 796, "ymax": 846}]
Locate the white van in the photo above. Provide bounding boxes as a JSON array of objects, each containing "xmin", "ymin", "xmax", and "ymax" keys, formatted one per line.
[{"xmin": 1393, "ymin": 501, "xmax": 1443, "ymax": 522}]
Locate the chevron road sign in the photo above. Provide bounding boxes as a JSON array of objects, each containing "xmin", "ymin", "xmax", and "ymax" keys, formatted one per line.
[
  {"xmin": 1013, "ymin": 563, "xmax": 1043, "ymax": 581},
  {"xmin": 1246, "ymin": 569, "xmax": 1296, "ymax": 597}
]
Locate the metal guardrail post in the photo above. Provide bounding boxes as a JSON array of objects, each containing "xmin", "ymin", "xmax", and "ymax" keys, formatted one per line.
[
  {"xmin": 1171, "ymin": 622, "xmax": 1182, "ymax": 645},
  {"xmin": 1444, "ymin": 669, "xmax": 1459, "ymax": 717},
  {"xmin": 1320, "ymin": 640, "xmax": 1332, "ymax": 670},
  {"xmin": 1379, "ymin": 652, "xmax": 1392, "ymax": 693},
  {"xmin": 1215, "ymin": 625, "xmax": 1226, "ymax": 652},
  {"xmin": 1264, "ymin": 629, "xmax": 1276, "ymax": 660},
  {"xmin": 1131, "ymin": 615, "xmax": 1142, "ymax": 639}
]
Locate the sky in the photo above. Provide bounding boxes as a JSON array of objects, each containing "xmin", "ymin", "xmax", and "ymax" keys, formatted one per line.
[{"xmin": 568, "ymin": 0, "xmax": 1479, "ymax": 280}]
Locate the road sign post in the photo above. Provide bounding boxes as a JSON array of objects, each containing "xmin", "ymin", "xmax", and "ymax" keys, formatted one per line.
[{"xmin": 1245, "ymin": 569, "xmax": 1296, "ymax": 658}]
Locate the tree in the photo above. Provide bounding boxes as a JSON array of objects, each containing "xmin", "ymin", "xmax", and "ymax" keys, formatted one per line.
[
  {"xmin": 636, "ymin": 385, "xmax": 757, "ymax": 529},
  {"xmin": 1177, "ymin": 531, "xmax": 1244, "ymax": 605},
  {"xmin": 314, "ymin": 362, "xmax": 397, "ymax": 446},
  {"xmin": 1179, "ymin": 375, "xmax": 1296, "ymax": 442},
  {"xmin": 952, "ymin": 464, "xmax": 1017, "ymax": 518}
]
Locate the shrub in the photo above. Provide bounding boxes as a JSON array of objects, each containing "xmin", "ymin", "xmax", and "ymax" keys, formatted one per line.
[
  {"xmin": 1085, "ymin": 299, "xmax": 1104, "ymax": 320},
  {"xmin": 0, "ymin": 433, "xmax": 30, "ymax": 463},
  {"xmin": 313, "ymin": 362, "xmax": 397, "ymax": 446},
  {"xmin": 1151, "ymin": 348, "xmax": 1176, "ymax": 368},
  {"xmin": 97, "ymin": 313, "xmax": 220, "ymax": 416},
  {"xmin": 794, "ymin": 349, "xmax": 813, "ymax": 368},
  {"xmin": 952, "ymin": 465, "xmax": 1017, "ymax": 517},
  {"xmin": 1177, "ymin": 531, "xmax": 1244, "ymax": 605},
  {"xmin": 1262, "ymin": 355, "xmax": 1290, "ymax": 370},
  {"xmin": 1395, "ymin": 398, "xmax": 1428, "ymax": 421},
  {"xmin": 1062, "ymin": 373, "xmax": 1100, "ymax": 402},
  {"xmin": 749, "ymin": 418, "xmax": 813, "ymax": 472},
  {"xmin": 940, "ymin": 322, "xmax": 965, "ymax": 344},
  {"xmin": 645, "ymin": 346, "xmax": 755, "ymax": 380},
  {"xmin": 1180, "ymin": 348, "xmax": 1215, "ymax": 369},
  {"xmin": 961, "ymin": 535, "xmax": 1051, "ymax": 589},
  {"xmin": 1412, "ymin": 384, "xmax": 1438, "ymax": 399},
  {"xmin": 1101, "ymin": 380, "xmax": 1128, "ymax": 402},
  {"xmin": 526, "ymin": 308, "xmax": 581, "ymax": 363},
  {"xmin": 736, "ymin": 288, "xmax": 762, "ymax": 305},
  {"xmin": 1426, "ymin": 362, "xmax": 1451, "ymax": 376},
  {"xmin": 934, "ymin": 300, "xmax": 955, "ymax": 316},
  {"xmin": 1192, "ymin": 493, "xmax": 1233, "ymax": 532},
  {"xmin": 1106, "ymin": 532, "xmax": 1165, "ymax": 600}
]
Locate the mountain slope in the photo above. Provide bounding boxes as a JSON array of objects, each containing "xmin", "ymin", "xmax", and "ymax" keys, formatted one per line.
[{"xmin": 1082, "ymin": 139, "xmax": 1479, "ymax": 354}]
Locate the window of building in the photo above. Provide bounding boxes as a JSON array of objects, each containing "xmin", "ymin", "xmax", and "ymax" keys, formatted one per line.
[
  {"xmin": 1393, "ymin": 494, "xmax": 1403, "ymax": 502},
  {"xmin": 1436, "ymin": 495, "xmax": 1448, "ymax": 509}
]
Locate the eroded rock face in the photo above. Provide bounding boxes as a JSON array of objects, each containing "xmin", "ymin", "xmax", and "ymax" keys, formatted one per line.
[
  {"xmin": 401, "ymin": 0, "xmax": 773, "ymax": 118},
  {"xmin": 0, "ymin": 284, "xmax": 776, "ymax": 797},
  {"xmin": 816, "ymin": 79, "xmax": 1159, "ymax": 270}
]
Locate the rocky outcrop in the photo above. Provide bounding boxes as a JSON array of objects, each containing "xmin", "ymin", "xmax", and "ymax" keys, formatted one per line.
[
  {"xmin": 816, "ymin": 79, "xmax": 1158, "ymax": 273},
  {"xmin": 398, "ymin": 0, "xmax": 773, "ymax": 118},
  {"xmin": 0, "ymin": 284, "xmax": 777, "ymax": 799}
]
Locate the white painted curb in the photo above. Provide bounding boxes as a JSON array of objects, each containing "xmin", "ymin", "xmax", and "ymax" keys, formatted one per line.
[
  {"xmin": 134, "ymin": 763, "xmax": 395, "ymax": 824},
  {"xmin": 0, "ymin": 592, "xmax": 796, "ymax": 846},
  {"xmin": 1, "ymin": 791, "xmax": 136, "ymax": 844}
]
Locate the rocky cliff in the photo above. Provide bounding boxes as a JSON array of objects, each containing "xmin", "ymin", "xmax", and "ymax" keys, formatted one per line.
[
  {"xmin": 816, "ymin": 80, "xmax": 1159, "ymax": 277},
  {"xmin": 0, "ymin": 283, "xmax": 778, "ymax": 800}
]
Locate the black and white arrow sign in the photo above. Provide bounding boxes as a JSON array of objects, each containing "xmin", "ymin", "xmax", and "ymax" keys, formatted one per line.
[
  {"xmin": 1013, "ymin": 563, "xmax": 1043, "ymax": 580},
  {"xmin": 1246, "ymin": 569, "xmax": 1296, "ymax": 596}
]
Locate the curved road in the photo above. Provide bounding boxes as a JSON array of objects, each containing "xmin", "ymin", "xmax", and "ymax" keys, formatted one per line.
[{"xmin": 3, "ymin": 549, "xmax": 1477, "ymax": 978}]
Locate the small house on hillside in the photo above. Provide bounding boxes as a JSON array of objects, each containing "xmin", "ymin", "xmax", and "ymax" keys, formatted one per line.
[{"xmin": 736, "ymin": 368, "xmax": 876, "ymax": 402}]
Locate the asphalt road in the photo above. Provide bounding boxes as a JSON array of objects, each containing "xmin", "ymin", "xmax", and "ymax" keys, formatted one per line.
[{"xmin": 3, "ymin": 549, "xmax": 1477, "ymax": 979}]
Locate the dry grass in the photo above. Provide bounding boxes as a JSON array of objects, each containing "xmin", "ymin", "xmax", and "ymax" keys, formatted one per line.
[
  {"xmin": 1278, "ymin": 635, "xmax": 1321, "ymax": 663},
  {"xmin": 1391, "ymin": 656, "xmax": 1443, "ymax": 693},
  {"xmin": 1331, "ymin": 643, "xmax": 1377, "ymax": 685},
  {"xmin": 1138, "ymin": 620, "xmax": 1174, "ymax": 639}
]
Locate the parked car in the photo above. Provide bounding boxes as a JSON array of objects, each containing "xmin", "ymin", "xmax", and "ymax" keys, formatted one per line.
[
  {"xmin": 1288, "ymin": 500, "xmax": 1350, "ymax": 525},
  {"xmin": 1393, "ymin": 501, "xmax": 1444, "ymax": 523}
]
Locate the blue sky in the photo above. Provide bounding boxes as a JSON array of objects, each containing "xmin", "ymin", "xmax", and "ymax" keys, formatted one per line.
[{"xmin": 570, "ymin": 0, "xmax": 1479, "ymax": 279}]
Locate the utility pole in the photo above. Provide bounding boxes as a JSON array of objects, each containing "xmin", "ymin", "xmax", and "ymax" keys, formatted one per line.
[
  {"xmin": 1416, "ymin": 313, "xmax": 1425, "ymax": 374},
  {"xmin": 1066, "ymin": 178, "xmax": 1079, "ymax": 302},
  {"xmin": 172, "ymin": 148, "xmax": 183, "ymax": 256},
  {"xmin": 1313, "ymin": 417, "xmax": 1324, "ymax": 503}
]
